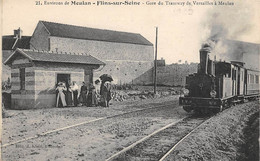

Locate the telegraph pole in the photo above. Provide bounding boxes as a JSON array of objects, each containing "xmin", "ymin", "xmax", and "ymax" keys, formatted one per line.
[{"xmin": 154, "ymin": 27, "xmax": 158, "ymax": 94}]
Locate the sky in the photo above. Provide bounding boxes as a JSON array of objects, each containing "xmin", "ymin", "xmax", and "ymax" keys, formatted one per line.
[{"xmin": 1, "ymin": 0, "xmax": 260, "ymax": 64}]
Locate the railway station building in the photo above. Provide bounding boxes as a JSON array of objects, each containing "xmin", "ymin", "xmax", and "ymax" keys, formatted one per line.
[
  {"xmin": 29, "ymin": 21, "xmax": 154, "ymax": 84},
  {"xmin": 4, "ymin": 48, "xmax": 104, "ymax": 109}
]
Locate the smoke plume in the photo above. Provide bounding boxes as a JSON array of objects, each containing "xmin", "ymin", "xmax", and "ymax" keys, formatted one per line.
[{"xmin": 201, "ymin": 0, "xmax": 259, "ymax": 61}]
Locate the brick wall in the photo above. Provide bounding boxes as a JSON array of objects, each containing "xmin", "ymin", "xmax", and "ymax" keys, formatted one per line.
[
  {"xmin": 11, "ymin": 65, "xmax": 35, "ymax": 109},
  {"xmin": 34, "ymin": 67, "xmax": 84, "ymax": 108},
  {"xmin": 10, "ymin": 61, "xmax": 95, "ymax": 109}
]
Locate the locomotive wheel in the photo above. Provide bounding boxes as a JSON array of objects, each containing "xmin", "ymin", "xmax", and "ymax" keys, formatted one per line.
[
  {"xmin": 194, "ymin": 108, "xmax": 201, "ymax": 115},
  {"xmin": 201, "ymin": 108, "xmax": 209, "ymax": 115},
  {"xmin": 183, "ymin": 106, "xmax": 192, "ymax": 113},
  {"xmin": 212, "ymin": 106, "xmax": 223, "ymax": 113},
  {"xmin": 211, "ymin": 108, "xmax": 219, "ymax": 114},
  {"xmin": 194, "ymin": 107, "xmax": 209, "ymax": 115}
]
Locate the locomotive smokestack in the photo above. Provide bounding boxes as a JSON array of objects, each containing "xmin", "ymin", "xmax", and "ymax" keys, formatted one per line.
[{"xmin": 199, "ymin": 47, "xmax": 211, "ymax": 74}]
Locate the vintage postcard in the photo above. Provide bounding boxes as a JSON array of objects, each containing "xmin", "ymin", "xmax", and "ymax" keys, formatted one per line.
[{"xmin": 1, "ymin": 0, "xmax": 259, "ymax": 160}]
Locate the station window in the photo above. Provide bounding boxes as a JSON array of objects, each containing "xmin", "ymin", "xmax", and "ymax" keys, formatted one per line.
[
  {"xmin": 256, "ymin": 75, "xmax": 259, "ymax": 84},
  {"xmin": 232, "ymin": 69, "xmax": 236, "ymax": 80},
  {"xmin": 250, "ymin": 74, "xmax": 254, "ymax": 84},
  {"xmin": 20, "ymin": 68, "xmax": 25, "ymax": 90}
]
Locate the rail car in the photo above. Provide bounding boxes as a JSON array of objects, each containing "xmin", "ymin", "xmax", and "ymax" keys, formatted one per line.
[{"xmin": 179, "ymin": 45, "xmax": 260, "ymax": 114}]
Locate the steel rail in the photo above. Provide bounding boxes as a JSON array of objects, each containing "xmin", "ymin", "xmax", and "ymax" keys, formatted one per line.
[
  {"xmin": 2, "ymin": 102, "xmax": 177, "ymax": 148},
  {"xmin": 105, "ymin": 116, "xmax": 189, "ymax": 161},
  {"xmin": 159, "ymin": 115, "xmax": 215, "ymax": 161}
]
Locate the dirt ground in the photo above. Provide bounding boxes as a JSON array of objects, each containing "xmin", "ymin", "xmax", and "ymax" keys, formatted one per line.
[
  {"xmin": 164, "ymin": 100, "xmax": 259, "ymax": 161},
  {"xmin": 2, "ymin": 95, "xmax": 187, "ymax": 161},
  {"xmin": 2, "ymin": 95, "xmax": 258, "ymax": 161},
  {"xmin": 2, "ymin": 95, "xmax": 179, "ymax": 145}
]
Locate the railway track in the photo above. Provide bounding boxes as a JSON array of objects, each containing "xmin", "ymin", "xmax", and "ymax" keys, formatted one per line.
[
  {"xmin": 2, "ymin": 102, "xmax": 178, "ymax": 148},
  {"xmin": 106, "ymin": 114, "xmax": 214, "ymax": 161}
]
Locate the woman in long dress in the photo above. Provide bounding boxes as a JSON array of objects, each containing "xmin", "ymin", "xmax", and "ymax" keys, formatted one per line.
[
  {"xmin": 66, "ymin": 83, "xmax": 74, "ymax": 106},
  {"xmin": 100, "ymin": 81, "xmax": 112, "ymax": 107},
  {"xmin": 94, "ymin": 79, "xmax": 101, "ymax": 106},
  {"xmin": 71, "ymin": 81, "xmax": 79, "ymax": 107},
  {"xmin": 56, "ymin": 82, "xmax": 67, "ymax": 107},
  {"xmin": 80, "ymin": 82, "xmax": 88, "ymax": 106},
  {"xmin": 87, "ymin": 83, "xmax": 97, "ymax": 107}
]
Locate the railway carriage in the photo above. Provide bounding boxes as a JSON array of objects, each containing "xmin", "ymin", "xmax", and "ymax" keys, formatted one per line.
[{"xmin": 179, "ymin": 45, "xmax": 260, "ymax": 114}]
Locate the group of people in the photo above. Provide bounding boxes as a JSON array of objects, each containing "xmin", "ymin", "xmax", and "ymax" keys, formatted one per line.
[{"xmin": 56, "ymin": 79, "xmax": 112, "ymax": 108}]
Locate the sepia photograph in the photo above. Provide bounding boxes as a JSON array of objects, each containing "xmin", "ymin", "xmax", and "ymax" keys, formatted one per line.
[{"xmin": 1, "ymin": 0, "xmax": 259, "ymax": 160}]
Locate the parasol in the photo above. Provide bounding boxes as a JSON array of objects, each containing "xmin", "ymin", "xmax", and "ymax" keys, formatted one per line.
[{"xmin": 99, "ymin": 74, "xmax": 113, "ymax": 82}]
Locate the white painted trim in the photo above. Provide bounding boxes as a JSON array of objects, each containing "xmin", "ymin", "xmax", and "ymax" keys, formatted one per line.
[
  {"xmin": 11, "ymin": 38, "xmax": 19, "ymax": 50},
  {"xmin": 34, "ymin": 70, "xmax": 83, "ymax": 74},
  {"xmin": 17, "ymin": 48, "xmax": 34, "ymax": 60},
  {"xmin": 4, "ymin": 48, "xmax": 35, "ymax": 65},
  {"xmin": 105, "ymin": 59, "xmax": 152, "ymax": 63}
]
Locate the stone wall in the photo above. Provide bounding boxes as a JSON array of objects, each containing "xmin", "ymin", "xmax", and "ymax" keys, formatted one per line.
[
  {"xmin": 49, "ymin": 36, "xmax": 154, "ymax": 84},
  {"xmin": 94, "ymin": 60, "xmax": 153, "ymax": 84},
  {"xmin": 29, "ymin": 24, "xmax": 154, "ymax": 84},
  {"xmin": 49, "ymin": 36, "xmax": 153, "ymax": 61},
  {"xmin": 30, "ymin": 22, "xmax": 50, "ymax": 50},
  {"xmin": 133, "ymin": 63, "xmax": 198, "ymax": 86}
]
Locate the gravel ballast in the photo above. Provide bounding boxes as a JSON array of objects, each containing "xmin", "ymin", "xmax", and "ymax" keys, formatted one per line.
[{"xmin": 164, "ymin": 100, "xmax": 259, "ymax": 161}]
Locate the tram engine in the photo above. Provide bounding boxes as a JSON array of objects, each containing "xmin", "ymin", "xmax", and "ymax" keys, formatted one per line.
[{"xmin": 179, "ymin": 44, "xmax": 260, "ymax": 114}]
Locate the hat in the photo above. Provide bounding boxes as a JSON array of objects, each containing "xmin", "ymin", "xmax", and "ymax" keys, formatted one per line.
[{"xmin": 95, "ymin": 79, "xmax": 100, "ymax": 84}]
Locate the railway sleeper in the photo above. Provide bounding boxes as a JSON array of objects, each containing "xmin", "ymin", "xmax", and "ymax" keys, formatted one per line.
[{"xmin": 184, "ymin": 105, "xmax": 223, "ymax": 115}]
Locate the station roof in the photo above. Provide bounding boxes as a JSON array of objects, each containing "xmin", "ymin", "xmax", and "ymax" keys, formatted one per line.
[
  {"xmin": 40, "ymin": 21, "xmax": 153, "ymax": 46},
  {"xmin": 4, "ymin": 48, "xmax": 105, "ymax": 66},
  {"xmin": 2, "ymin": 36, "xmax": 31, "ymax": 50}
]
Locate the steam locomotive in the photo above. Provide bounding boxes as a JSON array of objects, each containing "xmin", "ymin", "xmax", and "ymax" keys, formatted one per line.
[{"xmin": 179, "ymin": 45, "xmax": 260, "ymax": 114}]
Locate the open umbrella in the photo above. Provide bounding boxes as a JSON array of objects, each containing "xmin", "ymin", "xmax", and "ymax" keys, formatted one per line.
[{"xmin": 99, "ymin": 74, "xmax": 113, "ymax": 82}]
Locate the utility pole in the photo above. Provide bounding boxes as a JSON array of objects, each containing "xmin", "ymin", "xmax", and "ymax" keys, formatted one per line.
[{"xmin": 154, "ymin": 27, "xmax": 158, "ymax": 94}]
